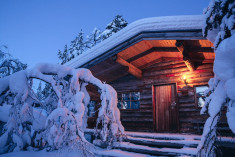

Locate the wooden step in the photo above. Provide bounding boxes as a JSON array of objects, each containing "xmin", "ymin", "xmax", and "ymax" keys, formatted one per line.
[
  {"xmin": 113, "ymin": 142, "xmax": 197, "ymax": 156},
  {"xmin": 126, "ymin": 136, "xmax": 199, "ymax": 148},
  {"xmin": 125, "ymin": 131, "xmax": 201, "ymax": 141},
  {"xmin": 88, "ymin": 130, "xmax": 235, "ymax": 157}
]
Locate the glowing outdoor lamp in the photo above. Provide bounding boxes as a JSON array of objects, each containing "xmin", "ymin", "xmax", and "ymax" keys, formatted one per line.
[{"xmin": 183, "ymin": 75, "xmax": 188, "ymax": 86}]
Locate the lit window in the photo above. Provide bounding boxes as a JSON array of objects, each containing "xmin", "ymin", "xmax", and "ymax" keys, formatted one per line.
[
  {"xmin": 195, "ymin": 86, "xmax": 208, "ymax": 107},
  {"xmin": 118, "ymin": 92, "xmax": 140, "ymax": 109}
]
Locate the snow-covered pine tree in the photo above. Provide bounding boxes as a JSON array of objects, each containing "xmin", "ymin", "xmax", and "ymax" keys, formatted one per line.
[
  {"xmin": 86, "ymin": 27, "xmax": 102, "ymax": 48},
  {"xmin": 203, "ymin": 0, "xmax": 234, "ymax": 48},
  {"xmin": 0, "ymin": 45, "xmax": 27, "ymax": 78},
  {"xmin": 36, "ymin": 81, "xmax": 43, "ymax": 101},
  {"xmin": 198, "ymin": 0, "xmax": 235, "ymax": 156},
  {"xmin": 69, "ymin": 29, "xmax": 86, "ymax": 57},
  {"xmin": 57, "ymin": 49, "xmax": 63, "ymax": 63},
  {"xmin": 58, "ymin": 45, "xmax": 69, "ymax": 65},
  {"xmin": 102, "ymin": 15, "xmax": 128, "ymax": 40},
  {"xmin": 63, "ymin": 45, "xmax": 69, "ymax": 64},
  {"xmin": 57, "ymin": 15, "xmax": 128, "ymax": 65}
]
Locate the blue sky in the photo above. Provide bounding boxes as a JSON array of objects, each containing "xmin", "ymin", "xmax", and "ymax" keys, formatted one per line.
[{"xmin": 0, "ymin": 0, "xmax": 210, "ymax": 68}]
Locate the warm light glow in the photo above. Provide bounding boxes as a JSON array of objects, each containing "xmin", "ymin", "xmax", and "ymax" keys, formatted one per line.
[{"xmin": 183, "ymin": 75, "xmax": 188, "ymax": 86}]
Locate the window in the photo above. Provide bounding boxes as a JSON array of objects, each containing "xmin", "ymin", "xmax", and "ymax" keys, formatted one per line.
[
  {"xmin": 195, "ymin": 86, "xmax": 208, "ymax": 107},
  {"xmin": 118, "ymin": 92, "xmax": 140, "ymax": 109}
]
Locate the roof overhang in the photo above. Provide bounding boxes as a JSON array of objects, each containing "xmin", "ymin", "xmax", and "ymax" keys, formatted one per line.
[
  {"xmin": 66, "ymin": 15, "xmax": 206, "ymax": 69},
  {"xmin": 65, "ymin": 15, "xmax": 214, "ymax": 85}
]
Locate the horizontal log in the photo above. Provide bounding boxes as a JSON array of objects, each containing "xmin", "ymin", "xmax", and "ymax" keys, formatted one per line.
[
  {"xmin": 147, "ymin": 60, "xmax": 185, "ymax": 69},
  {"xmin": 139, "ymin": 57, "xmax": 184, "ymax": 69},
  {"xmin": 140, "ymin": 99, "xmax": 152, "ymax": 105},
  {"xmin": 124, "ymin": 127, "xmax": 153, "ymax": 132},
  {"xmin": 178, "ymin": 98, "xmax": 195, "ymax": 104},
  {"xmin": 144, "ymin": 66, "xmax": 189, "ymax": 77},
  {"xmin": 121, "ymin": 122, "xmax": 153, "ymax": 127},
  {"xmin": 178, "ymin": 95, "xmax": 194, "ymax": 99},
  {"xmin": 111, "ymin": 75, "xmax": 143, "ymax": 85},
  {"xmin": 140, "ymin": 93, "xmax": 152, "ymax": 99},
  {"xmin": 121, "ymin": 109, "xmax": 152, "ymax": 114},
  {"xmin": 180, "ymin": 128, "xmax": 198, "ymax": 134},
  {"xmin": 140, "ymin": 105, "xmax": 152, "ymax": 110},
  {"xmin": 144, "ymin": 63, "xmax": 186, "ymax": 73},
  {"xmin": 112, "ymin": 82, "xmax": 144, "ymax": 88},
  {"xmin": 179, "ymin": 112, "xmax": 206, "ymax": 117},
  {"xmin": 193, "ymin": 126, "xmax": 231, "ymax": 131},
  {"xmin": 121, "ymin": 118, "xmax": 153, "ymax": 122},
  {"xmin": 178, "ymin": 103, "xmax": 196, "ymax": 108},
  {"xmin": 179, "ymin": 108, "xmax": 200, "ymax": 112},
  {"xmin": 144, "ymin": 63, "xmax": 213, "ymax": 77},
  {"xmin": 97, "ymin": 71, "xmax": 129, "ymax": 83},
  {"xmin": 162, "ymin": 69, "xmax": 213, "ymax": 79},
  {"xmin": 143, "ymin": 75, "xmax": 212, "ymax": 86},
  {"xmin": 93, "ymin": 63, "xmax": 127, "ymax": 77},
  {"xmin": 177, "ymin": 81, "xmax": 210, "ymax": 88},
  {"xmin": 121, "ymin": 113, "xmax": 153, "ymax": 118},
  {"xmin": 112, "ymin": 86, "xmax": 143, "ymax": 92},
  {"xmin": 143, "ymin": 71, "xmax": 213, "ymax": 85},
  {"xmin": 179, "ymin": 119, "xmax": 206, "ymax": 124},
  {"xmin": 177, "ymin": 77, "xmax": 211, "ymax": 85}
]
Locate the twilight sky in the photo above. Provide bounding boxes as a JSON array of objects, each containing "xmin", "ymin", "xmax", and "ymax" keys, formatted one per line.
[{"xmin": 0, "ymin": 0, "xmax": 210, "ymax": 68}]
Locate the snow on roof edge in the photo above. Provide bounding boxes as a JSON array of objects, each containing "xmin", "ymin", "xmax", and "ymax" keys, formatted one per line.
[{"xmin": 65, "ymin": 15, "xmax": 204, "ymax": 68}]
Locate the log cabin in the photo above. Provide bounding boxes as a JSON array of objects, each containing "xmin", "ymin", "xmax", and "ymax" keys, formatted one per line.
[{"xmin": 66, "ymin": 15, "xmax": 233, "ymax": 136}]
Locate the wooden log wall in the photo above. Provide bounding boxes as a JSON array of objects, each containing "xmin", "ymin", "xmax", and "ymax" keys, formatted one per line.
[
  {"xmin": 110, "ymin": 60, "xmax": 233, "ymax": 135},
  {"xmin": 110, "ymin": 75, "xmax": 153, "ymax": 132}
]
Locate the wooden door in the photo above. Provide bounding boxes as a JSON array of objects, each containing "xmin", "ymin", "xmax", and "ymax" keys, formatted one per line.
[{"xmin": 152, "ymin": 84, "xmax": 178, "ymax": 132}]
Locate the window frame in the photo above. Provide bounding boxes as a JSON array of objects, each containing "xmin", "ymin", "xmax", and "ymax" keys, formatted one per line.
[
  {"xmin": 117, "ymin": 91, "xmax": 141, "ymax": 110},
  {"xmin": 194, "ymin": 85, "xmax": 209, "ymax": 108}
]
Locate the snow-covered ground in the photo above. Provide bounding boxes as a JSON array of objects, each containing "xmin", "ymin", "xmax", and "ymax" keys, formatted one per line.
[{"xmin": 0, "ymin": 148, "xmax": 152, "ymax": 157}]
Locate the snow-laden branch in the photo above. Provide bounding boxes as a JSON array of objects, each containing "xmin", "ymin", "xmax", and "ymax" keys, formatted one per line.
[
  {"xmin": 0, "ymin": 63, "xmax": 124, "ymax": 154},
  {"xmin": 198, "ymin": 0, "xmax": 235, "ymax": 156}
]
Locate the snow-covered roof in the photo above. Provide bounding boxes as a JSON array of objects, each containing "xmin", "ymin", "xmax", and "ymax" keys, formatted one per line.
[{"xmin": 66, "ymin": 15, "xmax": 204, "ymax": 69}]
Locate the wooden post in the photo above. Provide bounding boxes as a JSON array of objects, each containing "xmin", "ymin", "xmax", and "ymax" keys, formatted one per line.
[{"xmin": 175, "ymin": 41, "xmax": 195, "ymax": 71}]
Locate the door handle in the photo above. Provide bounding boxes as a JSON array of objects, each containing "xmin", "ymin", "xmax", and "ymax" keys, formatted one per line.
[
  {"xmin": 171, "ymin": 101, "xmax": 176, "ymax": 109},
  {"xmin": 171, "ymin": 101, "xmax": 176, "ymax": 106}
]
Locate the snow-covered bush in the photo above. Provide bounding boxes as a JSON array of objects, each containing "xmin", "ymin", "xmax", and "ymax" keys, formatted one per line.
[
  {"xmin": 0, "ymin": 63, "xmax": 124, "ymax": 154},
  {"xmin": 198, "ymin": 0, "xmax": 235, "ymax": 156}
]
